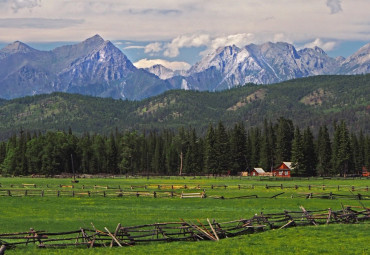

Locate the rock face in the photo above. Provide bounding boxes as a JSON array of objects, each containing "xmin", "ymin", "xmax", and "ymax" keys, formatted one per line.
[
  {"xmin": 0, "ymin": 35, "xmax": 170, "ymax": 100},
  {"xmin": 0, "ymin": 37, "xmax": 369, "ymax": 100},
  {"xmin": 171, "ymin": 42, "xmax": 343, "ymax": 91},
  {"xmin": 338, "ymin": 43, "xmax": 370, "ymax": 74},
  {"xmin": 144, "ymin": 64, "xmax": 176, "ymax": 80}
]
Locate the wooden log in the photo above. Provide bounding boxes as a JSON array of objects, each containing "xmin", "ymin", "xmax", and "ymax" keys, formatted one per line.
[
  {"xmin": 279, "ymin": 220, "xmax": 295, "ymax": 229},
  {"xmin": 110, "ymin": 223, "xmax": 121, "ymax": 247},
  {"xmin": 0, "ymin": 245, "xmax": 6, "ymax": 255},
  {"xmin": 104, "ymin": 227, "xmax": 122, "ymax": 247},
  {"xmin": 207, "ymin": 218, "xmax": 219, "ymax": 241}
]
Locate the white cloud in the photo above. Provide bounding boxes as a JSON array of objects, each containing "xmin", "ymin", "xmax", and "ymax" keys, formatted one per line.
[
  {"xmin": 164, "ymin": 34, "xmax": 210, "ymax": 57},
  {"xmin": 303, "ymin": 38, "xmax": 338, "ymax": 51},
  {"xmin": 0, "ymin": 1, "xmax": 369, "ymax": 48},
  {"xmin": 0, "ymin": 0, "xmax": 41, "ymax": 12},
  {"xmin": 134, "ymin": 58, "xmax": 191, "ymax": 71},
  {"xmin": 162, "ymin": 33, "xmax": 258, "ymax": 58},
  {"xmin": 123, "ymin": 45, "xmax": 145, "ymax": 50},
  {"xmin": 144, "ymin": 42, "xmax": 162, "ymax": 53},
  {"xmin": 209, "ymin": 33, "xmax": 255, "ymax": 50},
  {"xmin": 326, "ymin": 0, "xmax": 342, "ymax": 14},
  {"xmin": 0, "ymin": 18, "xmax": 84, "ymax": 28}
]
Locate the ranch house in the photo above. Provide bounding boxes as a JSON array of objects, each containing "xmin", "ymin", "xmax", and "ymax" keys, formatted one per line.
[
  {"xmin": 363, "ymin": 167, "xmax": 369, "ymax": 177},
  {"xmin": 272, "ymin": 162, "xmax": 292, "ymax": 178}
]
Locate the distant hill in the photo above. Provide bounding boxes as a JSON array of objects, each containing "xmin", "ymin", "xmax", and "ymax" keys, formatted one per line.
[{"xmin": 0, "ymin": 74, "xmax": 369, "ymax": 140}]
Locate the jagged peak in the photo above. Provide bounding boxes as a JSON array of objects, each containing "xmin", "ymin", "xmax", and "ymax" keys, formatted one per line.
[
  {"xmin": 1, "ymin": 40, "xmax": 37, "ymax": 54},
  {"xmin": 84, "ymin": 34, "xmax": 105, "ymax": 44},
  {"xmin": 313, "ymin": 46, "xmax": 326, "ymax": 55}
]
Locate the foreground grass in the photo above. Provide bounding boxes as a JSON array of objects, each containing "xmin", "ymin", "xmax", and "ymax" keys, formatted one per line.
[{"xmin": 1, "ymin": 177, "xmax": 369, "ymax": 254}]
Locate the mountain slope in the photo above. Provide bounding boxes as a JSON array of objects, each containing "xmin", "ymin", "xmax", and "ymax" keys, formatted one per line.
[
  {"xmin": 174, "ymin": 42, "xmax": 341, "ymax": 91},
  {"xmin": 0, "ymin": 74, "xmax": 368, "ymax": 140},
  {"xmin": 338, "ymin": 43, "xmax": 370, "ymax": 74},
  {"xmin": 0, "ymin": 35, "xmax": 170, "ymax": 100}
]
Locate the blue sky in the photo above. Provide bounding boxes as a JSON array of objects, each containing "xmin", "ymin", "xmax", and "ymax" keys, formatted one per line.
[{"xmin": 0, "ymin": 0, "xmax": 369, "ymax": 70}]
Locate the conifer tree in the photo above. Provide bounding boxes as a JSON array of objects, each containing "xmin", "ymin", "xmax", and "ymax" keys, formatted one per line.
[
  {"xmin": 230, "ymin": 123, "xmax": 247, "ymax": 174},
  {"xmin": 275, "ymin": 117, "xmax": 294, "ymax": 163},
  {"xmin": 259, "ymin": 120, "xmax": 275, "ymax": 172},
  {"xmin": 291, "ymin": 127, "xmax": 304, "ymax": 176},
  {"xmin": 302, "ymin": 127, "xmax": 317, "ymax": 176},
  {"xmin": 316, "ymin": 126, "xmax": 332, "ymax": 176},
  {"xmin": 215, "ymin": 121, "xmax": 230, "ymax": 174}
]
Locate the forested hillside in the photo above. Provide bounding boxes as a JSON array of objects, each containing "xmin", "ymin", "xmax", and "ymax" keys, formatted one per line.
[{"xmin": 0, "ymin": 74, "xmax": 369, "ymax": 140}]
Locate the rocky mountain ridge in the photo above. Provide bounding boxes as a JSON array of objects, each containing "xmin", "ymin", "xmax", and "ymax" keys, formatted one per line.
[
  {"xmin": 165, "ymin": 42, "xmax": 368, "ymax": 91},
  {"xmin": 0, "ymin": 35, "xmax": 369, "ymax": 100}
]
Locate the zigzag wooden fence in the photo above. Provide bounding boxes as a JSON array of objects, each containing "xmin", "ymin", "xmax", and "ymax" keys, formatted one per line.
[
  {"xmin": 0, "ymin": 205, "xmax": 369, "ymax": 252},
  {"xmin": 0, "ymin": 188, "xmax": 369, "ymax": 200}
]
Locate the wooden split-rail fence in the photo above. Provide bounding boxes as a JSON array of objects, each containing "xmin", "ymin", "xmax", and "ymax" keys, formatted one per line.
[{"xmin": 0, "ymin": 205, "xmax": 368, "ymax": 252}]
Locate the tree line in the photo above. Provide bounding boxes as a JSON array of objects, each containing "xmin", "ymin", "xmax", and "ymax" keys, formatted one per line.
[{"xmin": 0, "ymin": 118, "xmax": 369, "ymax": 177}]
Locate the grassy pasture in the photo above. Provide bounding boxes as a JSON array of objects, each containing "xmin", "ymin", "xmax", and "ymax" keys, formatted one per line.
[{"xmin": 0, "ymin": 176, "xmax": 369, "ymax": 254}]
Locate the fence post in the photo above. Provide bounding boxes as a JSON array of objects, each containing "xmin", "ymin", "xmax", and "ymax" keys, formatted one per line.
[
  {"xmin": 308, "ymin": 185, "xmax": 311, "ymax": 190},
  {"xmin": 25, "ymin": 190, "xmax": 28, "ymax": 196},
  {"xmin": 7, "ymin": 190, "xmax": 11, "ymax": 196},
  {"xmin": 352, "ymin": 186, "xmax": 355, "ymax": 192},
  {"xmin": 153, "ymin": 191, "xmax": 157, "ymax": 198},
  {"xmin": 41, "ymin": 190, "xmax": 44, "ymax": 197},
  {"xmin": 57, "ymin": 190, "xmax": 60, "ymax": 197},
  {"xmin": 281, "ymin": 184, "xmax": 283, "ymax": 189},
  {"xmin": 103, "ymin": 191, "xmax": 106, "ymax": 197}
]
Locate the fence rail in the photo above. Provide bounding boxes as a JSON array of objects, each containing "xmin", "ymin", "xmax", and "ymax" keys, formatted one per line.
[{"xmin": 0, "ymin": 205, "xmax": 368, "ymax": 251}]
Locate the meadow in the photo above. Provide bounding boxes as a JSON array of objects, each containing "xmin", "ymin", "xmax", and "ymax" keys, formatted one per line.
[{"xmin": 0, "ymin": 176, "xmax": 369, "ymax": 254}]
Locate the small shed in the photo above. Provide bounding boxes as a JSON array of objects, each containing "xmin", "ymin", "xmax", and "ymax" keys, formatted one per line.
[
  {"xmin": 272, "ymin": 162, "xmax": 292, "ymax": 178},
  {"xmin": 251, "ymin": 168, "xmax": 265, "ymax": 176},
  {"xmin": 239, "ymin": 172, "xmax": 249, "ymax": 177}
]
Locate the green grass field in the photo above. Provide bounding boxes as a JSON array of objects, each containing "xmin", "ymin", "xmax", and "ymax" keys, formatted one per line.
[{"xmin": 0, "ymin": 176, "xmax": 369, "ymax": 254}]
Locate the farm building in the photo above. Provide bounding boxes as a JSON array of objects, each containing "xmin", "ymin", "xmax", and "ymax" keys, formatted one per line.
[
  {"xmin": 251, "ymin": 168, "xmax": 267, "ymax": 176},
  {"xmin": 272, "ymin": 162, "xmax": 292, "ymax": 178},
  {"xmin": 363, "ymin": 167, "xmax": 369, "ymax": 177},
  {"xmin": 239, "ymin": 172, "xmax": 249, "ymax": 176},
  {"xmin": 251, "ymin": 168, "xmax": 265, "ymax": 176}
]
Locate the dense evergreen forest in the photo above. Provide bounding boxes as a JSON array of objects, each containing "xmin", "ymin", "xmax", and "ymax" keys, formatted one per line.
[
  {"xmin": 0, "ymin": 74, "xmax": 369, "ymax": 140},
  {"xmin": 0, "ymin": 118, "xmax": 369, "ymax": 177}
]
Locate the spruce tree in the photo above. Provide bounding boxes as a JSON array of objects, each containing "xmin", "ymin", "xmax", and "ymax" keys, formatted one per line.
[
  {"xmin": 275, "ymin": 117, "xmax": 294, "ymax": 163},
  {"xmin": 230, "ymin": 123, "xmax": 247, "ymax": 174},
  {"xmin": 291, "ymin": 127, "xmax": 304, "ymax": 176},
  {"xmin": 316, "ymin": 126, "xmax": 332, "ymax": 176},
  {"xmin": 215, "ymin": 121, "xmax": 230, "ymax": 174},
  {"xmin": 204, "ymin": 124, "xmax": 218, "ymax": 175},
  {"xmin": 302, "ymin": 127, "xmax": 317, "ymax": 176}
]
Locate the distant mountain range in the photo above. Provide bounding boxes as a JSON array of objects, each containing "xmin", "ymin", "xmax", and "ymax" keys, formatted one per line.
[{"xmin": 0, "ymin": 35, "xmax": 369, "ymax": 100}]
